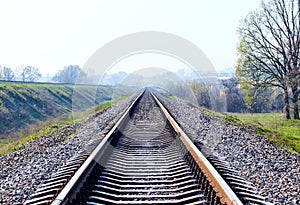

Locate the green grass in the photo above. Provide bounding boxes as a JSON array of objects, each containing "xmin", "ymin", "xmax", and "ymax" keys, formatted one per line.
[
  {"xmin": 198, "ymin": 106, "xmax": 223, "ymax": 119},
  {"xmin": 94, "ymin": 96, "xmax": 128, "ymax": 113},
  {"xmin": 0, "ymin": 82, "xmax": 137, "ymax": 135},
  {"xmin": 223, "ymin": 114, "xmax": 242, "ymax": 124},
  {"xmin": 0, "ymin": 118, "xmax": 77, "ymax": 156},
  {"xmin": 0, "ymin": 95, "xmax": 130, "ymax": 156},
  {"xmin": 164, "ymin": 94, "xmax": 177, "ymax": 100},
  {"xmin": 231, "ymin": 113, "xmax": 300, "ymax": 154}
]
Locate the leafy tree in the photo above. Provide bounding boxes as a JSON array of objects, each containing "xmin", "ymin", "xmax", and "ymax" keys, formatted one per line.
[
  {"xmin": 238, "ymin": 77, "xmax": 284, "ymax": 113},
  {"xmin": 52, "ymin": 65, "xmax": 86, "ymax": 84},
  {"xmin": 190, "ymin": 80, "xmax": 211, "ymax": 109},
  {"xmin": 222, "ymin": 78, "xmax": 246, "ymax": 112},
  {"xmin": 252, "ymin": 88, "xmax": 273, "ymax": 113},
  {"xmin": 166, "ymin": 82, "xmax": 196, "ymax": 103},
  {"xmin": 20, "ymin": 66, "xmax": 41, "ymax": 82},
  {"xmin": 237, "ymin": 0, "xmax": 300, "ymax": 119},
  {"xmin": 165, "ymin": 81, "xmax": 212, "ymax": 109},
  {"xmin": 272, "ymin": 89, "xmax": 284, "ymax": 112}
]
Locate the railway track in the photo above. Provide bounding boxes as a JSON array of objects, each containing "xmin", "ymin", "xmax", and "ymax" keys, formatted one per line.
[{"xmin": 25, "ymin": 89, "xmax": 270, "ymax": 205}]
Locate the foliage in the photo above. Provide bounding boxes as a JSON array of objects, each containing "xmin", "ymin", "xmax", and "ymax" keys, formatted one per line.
[
  {"xmin": 190, "ymin": 80, "xmax": 212, "ymax": 109},
  {"xmin": 221, "ymin": 78, "xmax": 246, "ymax": 112},
  {"xmin": 165, "ymin": 80, "xmax": 229, "ymax": 113},
  {"xmin": 165, "ymin": 82, "xmax": 196, "ymax": 103},
  {"xmin": 223, "ymin": 114, "xmax": 242, "ymax": 124},
  {"xmin": 52, "ymin": 65, "xmax": 87, "ymax": 84}
]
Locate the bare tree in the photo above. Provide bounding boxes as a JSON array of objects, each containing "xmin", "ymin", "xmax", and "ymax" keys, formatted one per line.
[
  {"xmin": 237, "ymin": 0, "xmax": 300, "ymax": 119},
  {"xmin": 0, "ymin": 66, "xmax": 15, "ymax": 81},
  {"xmin": 0, "ymin": 66, "xmax": 3, "ymax": 80},
  {"xmin": 20, "ymin": 66, "xmax": 42, "ymax": 82},
  {"xmin": 2, "ymin": 66, "xmax": 15, "ymax": 81}
]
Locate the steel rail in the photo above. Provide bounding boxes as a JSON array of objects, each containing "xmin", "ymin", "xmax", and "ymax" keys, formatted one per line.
[
  {"xmin": 51, "ymin": 90, "xmax": 145, "ymax": 205},
  {"xmin": 151, "ymin": 92, "xmax": 243, "ymax": 205},
  {"xmin": 49, "ymin": 89, "xmax": 244, "ymax": 205}
]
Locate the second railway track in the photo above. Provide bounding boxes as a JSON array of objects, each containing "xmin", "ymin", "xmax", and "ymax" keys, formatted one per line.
[{"xmin": 26, "ymin": 88, "xmax": 269, "ymax": 205}]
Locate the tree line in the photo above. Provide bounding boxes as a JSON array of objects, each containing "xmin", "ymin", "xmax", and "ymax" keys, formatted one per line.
[
  {"xmin": 0, "ymin": 65, "xmax": 88, "ymax": 84},
  {"xmin": 167, "ymin": 78, "xmax": 284, "ymax": 114},
  {"xmin": 0, "ymin": 65, "xmax": 41, "ymax": 82},
  {"xmin": 0, "ymin": 63, "xmax": 290, "ymax": 115}
]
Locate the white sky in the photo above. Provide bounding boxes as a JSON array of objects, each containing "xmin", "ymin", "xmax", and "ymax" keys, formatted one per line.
[{"xmin": 0, "ymin": 0, "xmax": 262, "ymax": 75}]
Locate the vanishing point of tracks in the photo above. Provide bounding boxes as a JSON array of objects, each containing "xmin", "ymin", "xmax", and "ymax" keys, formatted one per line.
[{"xmin": 25, "ymin": 89, "xmax": 269, "ymax": 205}]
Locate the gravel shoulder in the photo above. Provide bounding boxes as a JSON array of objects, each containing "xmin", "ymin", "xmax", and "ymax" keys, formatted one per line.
[
  {"xmin": 0, "ymin": 94, "xmax": 138, "ymax": 204},
  {"xmin": 157, "ymin": 95, "xmax": 300, "ymax": 205}
]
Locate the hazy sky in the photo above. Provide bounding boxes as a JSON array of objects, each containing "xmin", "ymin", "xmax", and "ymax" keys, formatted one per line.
[{"xmin": 0, "ymin": 0, "xmax": 262, "ymax": 75}]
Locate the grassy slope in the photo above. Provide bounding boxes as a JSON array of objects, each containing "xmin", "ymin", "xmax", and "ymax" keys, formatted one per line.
[
  {"xmin": 0, "ymin": 82, "xmax": 136, "ymax": 138},
  {"xmin": 229, "ymin": 113, "xmax": 300, "ymax": 154},
  {"xmin": 0, "ymin": 118, "xmax": 76, "ymax": 156},
  {"xmin": 0, "ymin": 98, "xmax": 126, "ymax": 156}
]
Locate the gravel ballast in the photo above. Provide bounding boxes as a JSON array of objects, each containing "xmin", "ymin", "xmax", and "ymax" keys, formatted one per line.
[
  {"xmin": 0, "ymin": 92, "xmax": 299, "ymax": 205},
  {"xmin": 157, "ymin": 95, "xmax": 300, "ymax": 205},
  {"xmin": 0, "ymin": 94, "xmax": 139, "ymax": 204}
]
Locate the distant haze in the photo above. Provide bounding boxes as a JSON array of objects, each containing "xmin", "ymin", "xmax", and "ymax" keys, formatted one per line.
[
  {"xmin": 131, "ymin": 67, "xmax": 170, "ymax": 77},
  {"xmin": 0, "ymin": 0, "xmax": 262, "ymax": 76}
]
